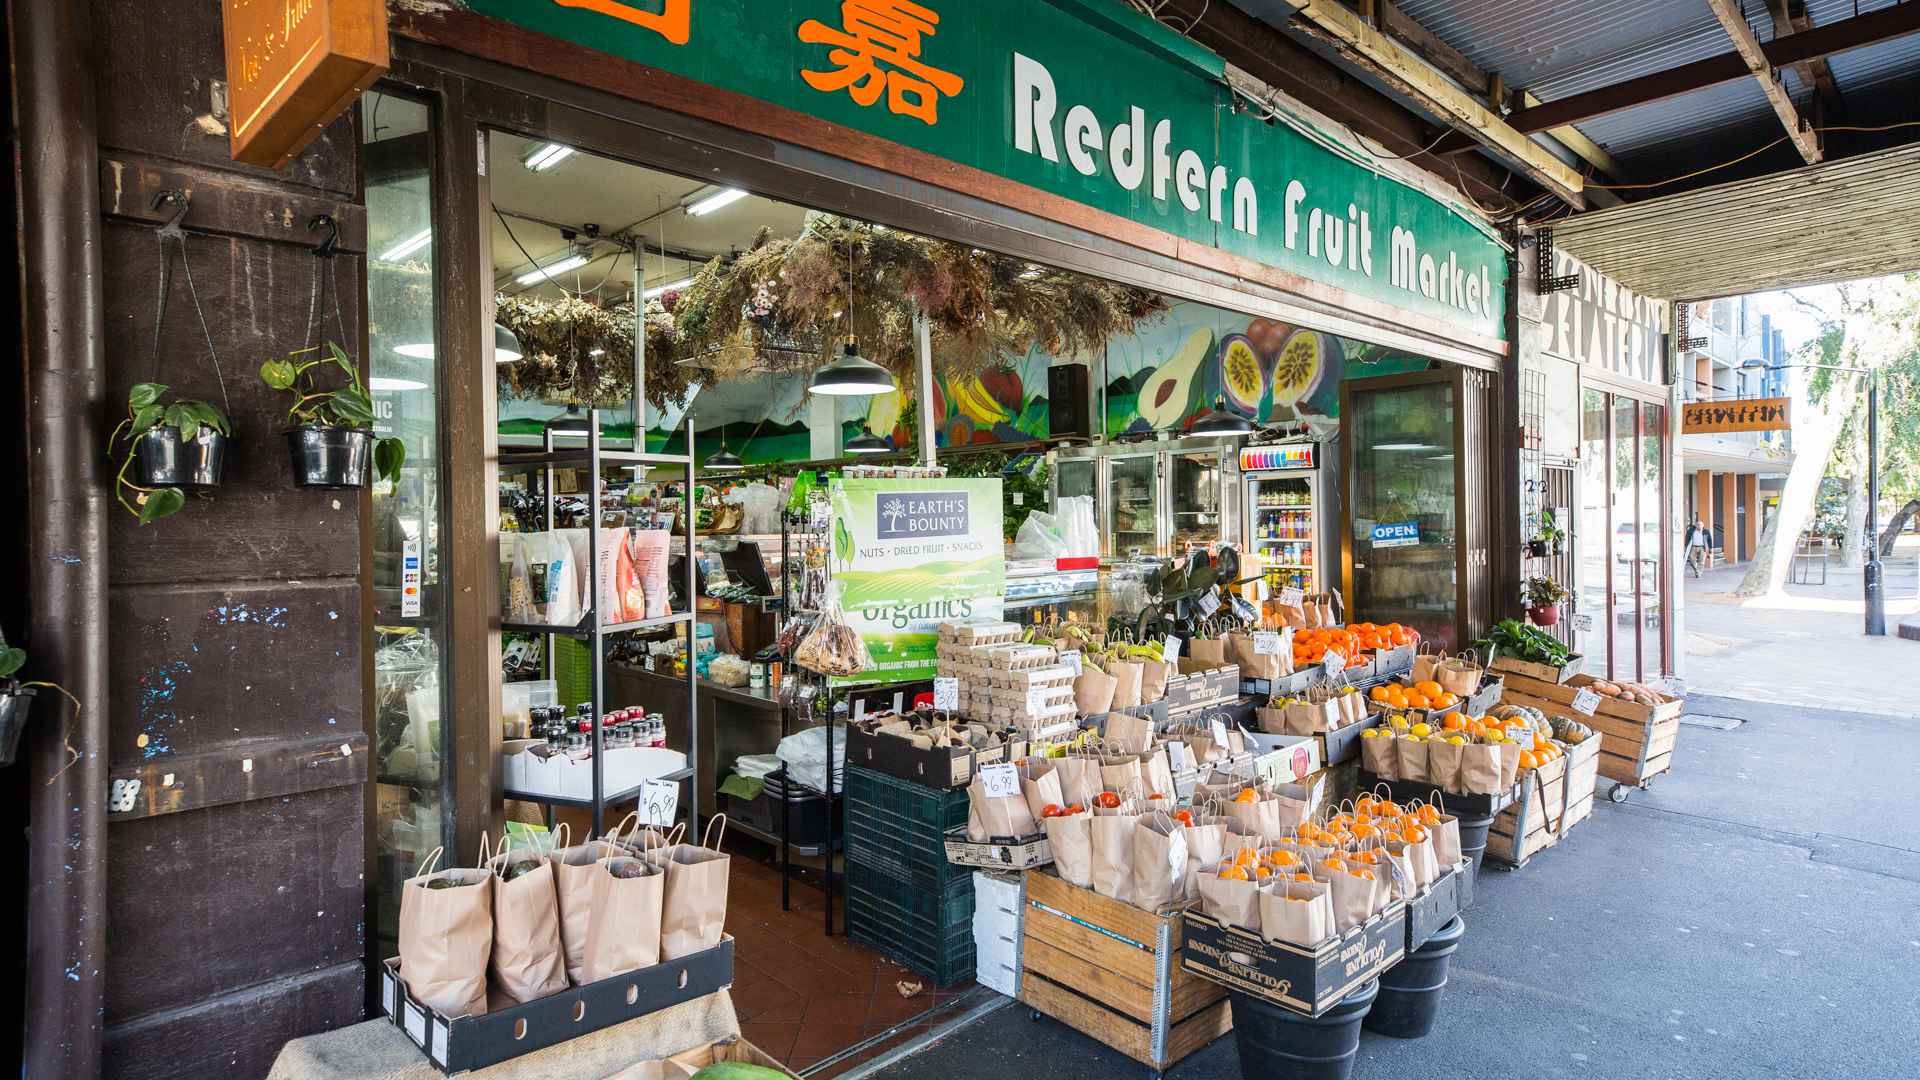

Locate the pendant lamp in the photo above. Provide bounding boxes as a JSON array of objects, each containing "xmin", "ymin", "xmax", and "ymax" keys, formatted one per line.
[
  {"xmin": 1189, "ymin": 396, "xmax": 1255, "ymax": 438},
  {"xmin": 495, "ymin": 322, "xmax": 524, "ymax": 363},
  {"xmin": 809, "ymin": 339, "xmax": 895, "ymax": 396},
  {"xmin": 705, "ymin": 440, "xmax": 744, "ymax": 470},
  {"xmin": 845, "ymin": 424, "xmax": 891, "ymax": 454}
]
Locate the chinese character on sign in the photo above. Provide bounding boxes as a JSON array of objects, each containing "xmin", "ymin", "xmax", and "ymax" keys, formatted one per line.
[
  {"xmin": 555, "ymin": 0, "xmax": 691, "ymax": 46},
  {"xmin": 798, "ymin": 1, "xmax": 965, "ymax": 125}
]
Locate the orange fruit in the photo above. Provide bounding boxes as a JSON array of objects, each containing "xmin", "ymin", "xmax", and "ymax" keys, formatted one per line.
[
  {"xmin": 1414, "ymin": 679, "xmax": 1443, "ymax": 698},
  {"xmin": 1219, "ymin": 865, "xmax": 1249, "ymax": 881},
  {"xmin": 1518, "ymin": 750, "xmax": 1539, "ymax": 770},
  {"xmin": 1431, "ymin": 691, "xmax": 1458, "ymax": 709},
  {"xmin": 1253, "ymin": 865, "xmax": 1273, "ymax": 879},
  {"xmin": 1369, "ymin": 686, "xmax": 1390, "ymax": 703}
]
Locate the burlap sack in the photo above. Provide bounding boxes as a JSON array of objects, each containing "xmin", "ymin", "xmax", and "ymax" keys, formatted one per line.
[
  {"xmin": 482, "ymin": 836, "xmax": 568, "ymax": 1004},
  {"xmin": 1138, "ymin": 659, "xmax": 1172, "ymax": 704},
  {"xmin": 1360, "ymin": 731, "xmax": 1397, "ymax": 777},
  {"xmin": 1108, "ymin": 660, "xmax": 1145, "ymax": 710},
  {"xmin": 1425, "ymin": 738, "xmax": 1465, "ymax": 792},
  {"xmin": 967, "ymin": 773, "xmax": 1039, "ymax": 840},
  {"xmin": 1395, "ymin": 737, "xmax": 1431, "ymax": 784},
  {"xmin": 398, "ymin": 848, "xmax": 493, "ymax": 1017},
  {"xmin": 1260, "ymin": 877, "xmax": 1332, "ymax": 947},
  {"xmin": 1456, "ymin": 743, "xmax": 1503, "ymax": 794},
  {"xmin": 1045, "ymin": 810, "xmax": 1094, "ymax": 888},
  {"xmin": 1197, "ymin": 870, "xmax": 1262, "ymax": 932},
  {"xmin": 1129, "ymin": 815, "xmax": 1190, "ymax": 912},
  {"xmin": 1089, "ymin": 810, "xmax": 1142, "ymax": 902},
  {"xmin": 581, "ymin": 855, "xmax": 664, "ymax": 982},
  {"xmin": 1103, "ymin": 712, "xmax": 1154, "ymax": 755},
  {"xmin": 1074, "ymin": 666, "xmax": 1118, "ymax": 715},
  {"xmin": 648, "ymin": 816, "xmax": 731, "ymax": 961},
  {"xmin": 549, "ymin": 833, "xmax": 626, "ymax": 985}
]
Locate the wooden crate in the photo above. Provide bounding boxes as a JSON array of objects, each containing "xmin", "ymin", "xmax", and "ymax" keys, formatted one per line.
[
  {"xmin": 1020, "ymin": 870, "xmax": 1231, "ymax": 1072},
  {"xmin": 1489, "ymin": 654, "xmax": 1582, "ymax": 684},
  {"xmin": 1487, "ymin": 735, "xmax": 1600, "ymax": 868},
  {"xmin": 1502, "ymin": 673, "xmax": 1682, "ymax": 788}
]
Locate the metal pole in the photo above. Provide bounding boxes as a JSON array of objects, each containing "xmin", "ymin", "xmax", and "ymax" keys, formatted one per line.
[
  {"xmin": 590, "ymin": 409, "xmax": 606, "ymax": 837},
  {"xmin": 1865, "ymin": 373, "xmax": 1885, "ymax": 636},
  {"xmin": 915, "ymin": 313, "xmax": 936, "ymax": 466},
  {"xmin": 19, "ymin": 0, "xmax": 109, "ymax": 1071}
]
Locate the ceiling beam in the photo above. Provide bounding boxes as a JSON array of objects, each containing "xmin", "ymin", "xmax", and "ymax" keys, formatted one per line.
[
  {"xmin": 1504, "ymin": 1, "xmax": 1920, "ymax": 135},
  {"xmin": 1284, "ymin": 0, "xmax": 1586, "ymax": 205},
  {"xmin": 1764, "ymin": 0, "xmax": 1843, "ymax": 123},
  {"xmin": 1706, "ymin": 0, "xmax": 1821, "ymax": 163}
]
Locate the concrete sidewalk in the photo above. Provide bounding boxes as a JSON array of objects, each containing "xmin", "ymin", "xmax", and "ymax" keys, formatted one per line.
[
  {"xmin": 1681, "ymin": 538, "xmax": 1920, "ymax": 717},
  {"xmin": 866, "ymin": 694, "xmax": 1920, "ymax": 1080}
]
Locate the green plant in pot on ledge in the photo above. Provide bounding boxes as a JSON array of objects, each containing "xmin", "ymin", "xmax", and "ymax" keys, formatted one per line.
[
  {"xmin": 1521, "ymin": 574, "xmax": 1570, "ymax": 627},
  {"xmin": 0, "ymin": 629, "xmax": 82, "ymax": 768},
  {"xmin": 1526, "ymin": 510, "xmax": 1566, "ymax": 558},
  {"xmin": 109, "ymin": 382, "xmax": 232, "ymax": 524},
  {"xmin": 260, "ymin": 341, "xmax": 405, "ymax": 488}
]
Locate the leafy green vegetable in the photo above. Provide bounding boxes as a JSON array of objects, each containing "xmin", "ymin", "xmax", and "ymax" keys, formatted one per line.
[{"xmin": 1473, "ymin": 618, "xmax": 1571, "ymax": 666}]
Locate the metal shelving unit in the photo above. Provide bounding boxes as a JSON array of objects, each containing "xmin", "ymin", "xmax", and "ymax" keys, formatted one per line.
[{"xmin": 499, "ymin": 410, "xmax": 699, "ymax": 837}]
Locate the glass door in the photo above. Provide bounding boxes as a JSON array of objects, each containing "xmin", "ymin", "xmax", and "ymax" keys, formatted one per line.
[
  {"xmin": 1579, "ymin": 387, "xmax": 1671, "ymax": 683},
  {"xmin": 1107, "ymin": 454, "xmax": 1160, "ymax": 557},
  {"xmin": 1578, "ymin": 388, "xmax": 1610, "ymax": 677},
  {"xmin": 1247, "ymin": 473, "xmax": 1316, "ymax": 592},
  {"xmin": 1344, "ymin": 375, "xmax": 1461, "ymax": 648},
  {"xmin": 1168, "ymin": 448, "xmax": 1223, "ymax": 555},
  {"xmin": 1055, "ymin": 456, "xmax": 1097, "ymax": 552}
]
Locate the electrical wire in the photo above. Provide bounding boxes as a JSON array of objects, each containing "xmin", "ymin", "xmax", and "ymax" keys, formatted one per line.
[
  {"xmin": 1356, "ymin": 126, "xmax": 1462, "ymax": 163},
  {"xmin": 1583, "ymin": 122, "xmax": 1920, "ymax": 191}
]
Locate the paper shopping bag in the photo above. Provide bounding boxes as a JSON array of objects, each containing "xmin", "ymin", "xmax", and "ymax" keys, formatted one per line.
[
  {"xmin": 1430, "ymin": 808, "xmax": 1463, "ymax": 867},
  {"xmin": 1108, "ymin": 660, "xmax": 1144, "ymax": 710},
  {"xmin": 967, "ymin": 774, "xmax": 1039, "ymax": 841},
  {"xmin": 1019, "ymin": 766, "xmax": 1065, "ymax": 823},
  {"xmin": 1129, "ymin": 814, "xmax": 1190, "ymax": 912},
  {"xmin": 1181, "ymin": 816, "xmax": 1228, "ymax": 901},
  {"xmin": 1498, "ymin": 741, "xmax": 1523, "ymax": 789},
  {"xmin": 1256, "ymin": 706, "xmax": 1289, "ymax": 735},
  {"xmin": 1089, "ymin": 810, "xmax": 1142, "ymax": 902},
  {"xmin": 1456, "ymin": 743, "xmax": 1502, "ymax": 794},
  {"xmin": 1187, "ymin": 636, "xmax": 1228, "ymax": 667},
  {"xmin": 1325, "ymin": 866, "xmax": 1375, "ymax": 932},
  {"xmin": 1099, "ymin": 755, "xmax": 1146, "ymax": 796},
  {"xmin": 1227, "ymin": 632, "xmax": 1280, "ymax": 681},
  {"xmin": 1138, "ymin": 659, "xmax": 1172, "ymax": 704},
  {"xmin": 648, "ymin": 816, "xmax": 731, "ymax": 961},
  {"xmin": 1394, "ymin": 737, "xmax": 1431, "ymax": 784},
  {"xmin": 1225, "ymin": 795, "xmax": 1284, "ymax": 844},
  {"xmin": 1197, "ymin": 870, "xmax": 1262, "ymax": 932},
  {"xmin": 1045, "ymin": 810, "xmax": 1094, "ymax": 888},
  {"xmin": 1141, "ymin": 750, "xmax": 1176, "ymax": 799},
  {"xmin": 549, "ymin": 832, "xmax": 625, "ymax": 985},
  {"xmin": 1053, "ymin": 755, "xmax": 1102, "ymax": 808},
  {"xmin": 1361, "ymin": 730, "xmax": 1398, "ymax": 777},
  {"xmin": 1103, "ymin": 711, "xmax": 1154, "ymax": 756},
  {"xmin": 1339, "ymin": 689, "xmax": 1365, "ymax": 727},
  {"xmin": 581, "ymin": 855, "xmax": 664, "ymax": 982},
  {"xmin": 1438, "ymin": 655, "xmax": 1482, "ymax": 698},
  {"xmin": 1412, "ymin": 645, "xmax": 1444, "ymax": 685},
  {"xmin": 398, "ymin": 847, "xmax": 493, "ymax": 1017},
  {"xmin": 1074, "ymin": 666, "xmax": 1118, "ymax": 715},
  {"xmin": 482, "ymin": 836, "xmax": 568, "ymax": 1004},
  {"xmin": 1425, "ymin": 737, "xmax": 1465, "ymax": 792},
  {"xmin": 1260, "ymin": 877, "xmax": 1332, "ymax": 947}
]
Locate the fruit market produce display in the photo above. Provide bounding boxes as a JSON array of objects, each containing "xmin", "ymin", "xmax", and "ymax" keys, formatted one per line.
[
  {"xmin": 1358, "ymin": 706, "xmax": 1575, "ymax": 794},
  {"xmin": 1290, "ymin": 622, "xmax": 1417, "ymax": 671}
]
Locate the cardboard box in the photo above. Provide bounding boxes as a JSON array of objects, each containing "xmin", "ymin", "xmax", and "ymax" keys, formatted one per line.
[
  {"xmin": 844, "ymin": 721, "xmax": 1017, "ymax": 788},
  {"xmin": 1235, "ymin": 730, "xmax": 1322, "ymax": 786},
  {"xmin": 1315, "ymin": 712, "xmax": 1382, "ymax": 766},
  {"xmin": 1181, "ymin": 904, "xmax": 1406, "ymax": 1017},
  {"xmin": 669, "ymin": 1037, "xmax": 801, "ymax": 1079},
  {"xmin": 945, "ymin": 827, "xmax": 1052, "ymax": 870},
  {"xmin": 382, "ymin": 938, "xmax": 734, "ymax": 1074},
  {"xmin": 1404, "ymin": 861, "xmax": 1469, "ymax": 952}
]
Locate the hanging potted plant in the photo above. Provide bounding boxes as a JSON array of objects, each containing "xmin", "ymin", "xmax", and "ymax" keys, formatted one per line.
[
  {"xmin": 109, "ymin": 382, "xmax": 231, "ymax": 524},
  {"xmin": 260, "ymin": 341, "xmax": 406, "ymax": 488},
  {"xmin": 0, "ymin": 631, "xmax": 79, "ymax": 769},
  {"xmin": 1526, "ymin": 510, "xmax": 1567, "ymax": 558},
  {"xmin": 1522, "ymin": 574, "xmax": 1570, "ymax": 626}
]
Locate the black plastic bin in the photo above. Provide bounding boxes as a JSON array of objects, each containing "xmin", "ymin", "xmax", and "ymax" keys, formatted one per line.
[
  {"xmin": 1455, "ymin": 813, "xmax": 1494, "ymax": 876},
  {"xmin": 1364, "ymin": 914, "xmax": 1465, "ymax": 1039},
  {"xmin": 1230, "ymin": 979, "xmax": 1378, "ymax": 1080},
  {"xmin": 721, "ymin": 779, "xmax": 841, "ymax": 852}
]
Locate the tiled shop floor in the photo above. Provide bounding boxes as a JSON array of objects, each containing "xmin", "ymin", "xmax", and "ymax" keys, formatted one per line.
[{"xmin": 727, "ymin": 851, "xmax": 975, "ymax": 1074}]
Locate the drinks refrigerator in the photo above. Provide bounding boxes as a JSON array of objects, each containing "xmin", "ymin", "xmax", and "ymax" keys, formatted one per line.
[
  {"xmin": 1240, "ymin": 441, "xmax": 1326, "ymax": 595},
  {"xmin": 1051, "ymin": 438, "xmax": 1239, "ymax": 558}
]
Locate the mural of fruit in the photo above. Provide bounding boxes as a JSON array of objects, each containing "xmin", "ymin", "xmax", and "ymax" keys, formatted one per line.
[
  {"xmin": 1218, "ymin": 333, "xmax": 1265, "ymax": 416},
  {"xmin": 977, "ymin": 368, "xmax": 1024, "ymax": 415},
  {"xmin": 1137, "ymin": 327, "xmax": 1213, "ymax": 429},
  {"xmin": 945, "ymin": 416, "xmax": 974, "ymax": 447},
  {"xmin": 950, "ymin": 375, "xmax": 1013, "ymax": 427},
  {"xmin": 1245, "ymin": 317, "xmax": 1291, "ymax": 359},
  {"xmin": 866, "ymin": 388, "xmax": 904, "ymax": 437},
  {"xmin": 1269, "ymin": 328, "xmax": 1330, "ymax": 408}
]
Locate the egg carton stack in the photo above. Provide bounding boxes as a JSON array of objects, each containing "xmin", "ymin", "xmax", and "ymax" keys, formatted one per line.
[
  {"xmin": 986, "ymin": 645, "xmax": 1077, "ymax": 736},
  {"xmin": 935, "ymin": 621, "xmax": 1026, "ymax": 719}
]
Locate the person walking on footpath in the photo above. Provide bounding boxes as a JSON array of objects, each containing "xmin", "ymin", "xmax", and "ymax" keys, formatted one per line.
[{"xmin": 1685, "ymin": 517, "xmax": 1711, "ymax": 578}]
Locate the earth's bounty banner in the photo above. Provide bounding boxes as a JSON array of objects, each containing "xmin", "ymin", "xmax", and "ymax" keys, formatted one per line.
[{"xmin": 829, "ymin": 477, "xmax": 1006, "ymax": 684}]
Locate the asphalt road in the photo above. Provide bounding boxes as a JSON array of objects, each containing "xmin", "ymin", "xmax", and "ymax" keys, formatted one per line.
[{"xmin": 865, "ymin": 693, "xmax": 1920, "ymax": 1080}]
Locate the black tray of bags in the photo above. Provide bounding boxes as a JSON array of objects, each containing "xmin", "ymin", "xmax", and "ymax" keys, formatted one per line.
[
  {"xmin": 1358, "ymin": 775, "xmax": 1520, "ymax": 819},
  {"xmin": 383, "ymin": 938, "xmax": 734, "ymax": 1074}
]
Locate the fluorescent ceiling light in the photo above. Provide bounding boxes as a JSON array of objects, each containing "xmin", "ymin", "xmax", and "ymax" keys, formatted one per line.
[
  {"xmin": 521, "ymin": 143, "xmax": 575, "ymax": 172},
  {"xmin": 380, "ymin": 228, "xmax": 432, "ymax": 262},
  {"xmin": 643, "ymin": 276, "xmax": 695, "ymax": 299},
  {"xmin": 516, "ymin": 252, "xmax": 590, "ymax": 286},
  {"xmin": 369, "ymin": 376, "xmax": 428, "ymax": 392},
  {"xmin": 1372, "ymin": 443, "xmax": 1442, "ymax": 451},
  {"xmin": 394, "ymin": 343, "xmax": 436, "ymax": 359},
  {"xmin": 684, "ymin": 187, "xmax": 748, "ymax": 216}
]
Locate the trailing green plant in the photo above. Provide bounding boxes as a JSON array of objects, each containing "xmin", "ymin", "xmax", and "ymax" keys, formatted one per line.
[
  {"xmin": 1472, "ymin": 618, "xmax": 1571, "ymax": 666},
  {"xmin": 1521, "ymin": 574, "xmax": 1569, "ymax": 609},
  {"xmin": 0, "ymin": 628, "xmax": 24, "ymax": 681},
  {"xmin": 260, "ymin": 342, "xmax": 406, "ymax": 482},
  {"xmin": 108, "ymin": 382, "xmax": 230, "ymax": 524},
  {"xmin": 1534, "ymin": 510, "xmax": 1565, "ymax": 546}
]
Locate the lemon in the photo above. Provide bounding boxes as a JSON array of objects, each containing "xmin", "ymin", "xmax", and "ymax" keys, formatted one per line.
[
  {"xmin": 1446, "ymin": 735, "xmax": 1466, "ymax": 745},
  {"xmin": 1410, "ymin": 722, "xmax": 1432, "ymax": 738}
]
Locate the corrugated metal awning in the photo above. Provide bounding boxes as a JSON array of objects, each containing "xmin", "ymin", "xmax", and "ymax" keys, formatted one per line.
[{"xmin": 1551, "ymin": 141, "xmax": 1920, "ymax": 300}]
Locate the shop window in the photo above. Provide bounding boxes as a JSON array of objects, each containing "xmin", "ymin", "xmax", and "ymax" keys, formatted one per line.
[{"xmin": 364, "ymin": 89, "xmax": 451, "ymax": 957}]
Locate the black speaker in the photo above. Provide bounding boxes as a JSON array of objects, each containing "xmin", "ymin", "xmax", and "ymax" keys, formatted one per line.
[{"xmin": 1048, "ymin": 363, "xmax": 1091, "ymax": 439}]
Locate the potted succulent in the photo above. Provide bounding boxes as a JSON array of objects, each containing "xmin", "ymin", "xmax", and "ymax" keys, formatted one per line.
[
  {"xmin": 109, "ymin": 382, "xmax": 231, "ymax": 524},
  {"xmin": 1531, "ymin": 510, "xmax": 1567, "ymax": 557},
  {"xmin": 1522, "ymin": 574, "xmax": 1570, "ymax": 626},
  {"xmin": 260, "ymin": 341, "xmax": 405, "ymax": 488}
]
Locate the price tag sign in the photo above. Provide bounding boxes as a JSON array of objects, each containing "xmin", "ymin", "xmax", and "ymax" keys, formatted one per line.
[
  {"xmin": 1026, "ymin": 687, "xmax": 1050, "ymax": 713},
  {"xmin": 1211, "ymin": 718, "xmax": 1231, "ymax": 746},
  {"xmin": 1572, "ymin": 613, "xmax": 1594, "ymax": 632},
  {"xmin": 1323, "ymin": 649, "xmax": 1345, "ymax": 674},
  {"xmin": 1279, "ymin": 586, "xmax": 1304, "ymax": 609},
  {"xmin": 980, "ymin": 762, "xmax": 1021, "ymax": 799},
  {"xmin": 1196, "ymin": 591, "xmax": 1221, "ymax": 618},
  {"xmin": 1164, "ymin": 636, "xmax": 1183, "ymax": 661},
  {"xmin": 1571, "ymin": 688, "xmax": 1602, "ymax": 716},
  {"xmin": 1252, "ymin": 631, "xmax": 1283, "ymax": 656},
  {"xmin": 933, "ymin": 677, "xmax": 959, "ymax": 711},
  {"xmin": 1061, "ymin": 650, "xmax": 1083, "ymax": 676},
  {"xmin": 639, "ymin": 778, "xmax": 679, "ymax": 827}
]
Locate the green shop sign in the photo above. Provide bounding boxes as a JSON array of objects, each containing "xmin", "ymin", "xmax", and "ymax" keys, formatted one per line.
[
  {"xmin": 467, "ymin": 0, "xmax": 1508, "ymax": 338},
  {"xmin": 827, "ymin": 476, "xmax": 1005, "ymax": 685}
]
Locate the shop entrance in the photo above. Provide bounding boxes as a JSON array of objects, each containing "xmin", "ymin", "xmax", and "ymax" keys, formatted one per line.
[{"xmin": 1576, "ymin": 386, "xmax": 1670, "ymax": 683}]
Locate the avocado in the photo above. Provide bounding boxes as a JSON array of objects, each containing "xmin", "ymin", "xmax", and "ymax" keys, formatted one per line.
[{"xmin": 1136, "ymin": 327, "xmax": 1213, "ymax": 430}]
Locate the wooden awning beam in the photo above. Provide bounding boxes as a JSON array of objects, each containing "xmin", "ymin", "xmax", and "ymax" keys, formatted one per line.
[
  {"xmin": 1764, "ymin": 0, "xmax": 1844, "ymax": 122},
  {"xmin": 1707, "ymin": 0, "xmax": 1821, "ymax": 164}
]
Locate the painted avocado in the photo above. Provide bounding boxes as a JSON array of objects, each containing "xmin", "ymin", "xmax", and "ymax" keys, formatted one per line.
[{"xmin": 1137, "ymin": 327, "xmax": 1213, "ymax": 429}]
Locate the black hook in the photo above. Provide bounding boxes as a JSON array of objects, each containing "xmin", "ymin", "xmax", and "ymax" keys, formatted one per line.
[
  {"xmin": 308, "ymin": 213, "xmax": 340, "ymax": 258},
  {"xmin": 151, "ymin": 189, "xmax": 191, "ymax": 239}
]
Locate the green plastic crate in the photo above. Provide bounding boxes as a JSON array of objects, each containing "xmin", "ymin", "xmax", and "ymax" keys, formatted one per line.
[
  {"xmin": 844, "ymin": 862, "xmax": 975, "ymax": 987},
  {"xmin": 846, "ymin": 766, "xmax": 970, "ymax": 832},
  {"xmin": 843, "ymin": 802, "xmax": 968, "ymax": 890}
]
